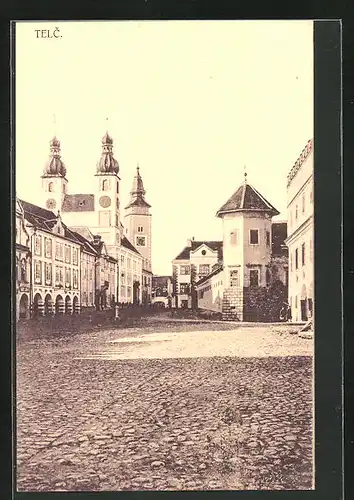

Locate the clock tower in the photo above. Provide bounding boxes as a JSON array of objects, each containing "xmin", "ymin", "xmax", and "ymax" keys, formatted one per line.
[
  {"xmin": 41, "ymin": 137, "xmax": 68, "ymax": 212},
  {"xmin": 94, "ymin": 131, "xmax": 122, "ymax": 253}
]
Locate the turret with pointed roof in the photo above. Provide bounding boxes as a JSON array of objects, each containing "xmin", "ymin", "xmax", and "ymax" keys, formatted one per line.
[
  {"xmin": 96, "ymin": 131, "xmax": 120, "ymax": 175},
  {"xmin": 125, "ymin": 165, "xmax": 151, "ymax": 210},
  {"xmin": 216, "ymin": 174, "xmax": 279, "ymax": 218}
]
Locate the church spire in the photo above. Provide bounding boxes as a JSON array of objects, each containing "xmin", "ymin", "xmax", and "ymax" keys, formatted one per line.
[
  {"xmin": 125, "ymin": 164, "xmax": 151, "ymax": 209},
  {"xmin": 96, "ymin": 132, "xmax": 120, "ymax": 175},
  {"xmin": 42, "ymin": 136, "xmax": 67, "ymax": 178}
]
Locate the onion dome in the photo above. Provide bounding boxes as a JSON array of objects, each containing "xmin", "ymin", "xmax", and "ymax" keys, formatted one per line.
[
  {"xmin": 96, "ymin": 131, "xmax": 119, "ymax": 174},
  {"xmin": 42, "ymin": 136, "xmax": 67, "ymax": 177}
]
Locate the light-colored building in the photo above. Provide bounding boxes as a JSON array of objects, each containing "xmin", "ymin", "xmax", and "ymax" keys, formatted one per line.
[
  {"xmin": 172, "ymin": 240, "xmax": 223, "ymax": 308},
  {"xmin": 18, "ymin": 200, "xmax": 82, "ymax": 317},
  {"xmin": 15, "ymin": 199, "xmax": 31, "ymax": 320},
  {"xmin": 38, "ymin": 132, "xmax": 153, "ymax": 305},
  {"xmin": 285, "ymin": 138, "xmax": 314, "ymax": 322},
  {"xmin": 191, "ymin": 175, "xmax": 288, "ymax": 321}
]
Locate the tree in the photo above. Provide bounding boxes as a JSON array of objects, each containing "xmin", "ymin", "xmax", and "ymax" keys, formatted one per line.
[
  {"xmin": 172, "ymin": 265, "xmax": 179, "ymax": 308},
  {"xmin": 190, "ymin": 263, "xmax": 198, "ymax": 311}
]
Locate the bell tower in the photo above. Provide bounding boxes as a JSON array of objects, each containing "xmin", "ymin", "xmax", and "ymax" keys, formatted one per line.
[
  {"xmin": 41, "ymin": 137, "xmax": 68, "ymax": 212},
  {"xmin": 94, "ymin": 131, "xmax": 122, "ymax": 251},
  {"xmin": 124, "ymin": 165, "xmax": 152, "ymax": 272}
]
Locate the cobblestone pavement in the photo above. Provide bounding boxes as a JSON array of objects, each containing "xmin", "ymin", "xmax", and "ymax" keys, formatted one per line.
[{"xmin": 16, "ymin": 317, "xmax": 314, "ymax": 491}]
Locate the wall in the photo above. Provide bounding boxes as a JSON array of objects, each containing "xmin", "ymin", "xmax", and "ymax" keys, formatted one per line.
[
  {"xmin": 190, "ymin": 244, "xmax": 219, "ymax": 280},
  {"xmin": 196, "ymin": 270, "xmax": 224, "ymax": 313}
]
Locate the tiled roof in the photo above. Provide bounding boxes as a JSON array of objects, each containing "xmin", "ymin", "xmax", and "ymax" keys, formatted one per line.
[
  {"xmin": 62, "ymin": 194, "xmax": 95, "ymax": 212},
  {"xmin": 271, "ymin": 221, "xmax": 288, "ymax": 257},
  {"xmin": 287, "ymin": 139, "xmax": 313, "ymax": 188},
  {"xmin": 19, "ymin": 199, "xmax": 82, "ymax": 244},
  {"xmin": 121, "ymin": 236, "xmax": 141, "ymax": 256},
  {"xmin": 174, "ymin": 240, "xmax": 223, "ymax": 261},
  {"xmin": 67, "ymin": 228, "xmax": 97, "ymax": 255},
  {"xmin": 216, "ymin": 183, "xmax": 279, "ymax": 217},
  {"xmin": 196, "ymin": 265, "xmax": 223, "ymax": 287},
  {"xmin": 125, "ymin": 198, "xmax": 151, "ymax": 209}
]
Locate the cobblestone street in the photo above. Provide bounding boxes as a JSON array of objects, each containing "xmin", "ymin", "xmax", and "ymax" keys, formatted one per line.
[{"xmin": 16, "ymin": 316, "xmax": 314, "ymax": 491}]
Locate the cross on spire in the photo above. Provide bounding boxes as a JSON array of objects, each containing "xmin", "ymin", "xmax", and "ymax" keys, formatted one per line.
[{"xmin": 244, "ymin": 165, "xmax": 248, "ymax": 184}]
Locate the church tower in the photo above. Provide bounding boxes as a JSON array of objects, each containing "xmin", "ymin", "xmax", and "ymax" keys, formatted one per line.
[
  {"xmin": 124, "ymin": 165, "xmax": 152, "ymax": 273},
  {"xmin": 216, "ymin": 173, "xmax": 279, "ymax": 321},
  {"xmin": 94, "ymin": 131, "xmax": 122, "ymax": 254},
  {"xmin": 41, "ymin": 137, "xmax": 68, "ymax": 212}
]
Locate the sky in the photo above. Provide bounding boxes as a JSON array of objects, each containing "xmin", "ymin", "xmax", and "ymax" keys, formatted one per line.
[{"xmin": 15, "ymin": 20, "xmax": 313, "ymax": 275}]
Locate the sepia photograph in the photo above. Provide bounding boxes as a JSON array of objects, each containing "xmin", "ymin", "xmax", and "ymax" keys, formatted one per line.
[{"xmin": 15, "ymin": 20, "xmax": 315, "ymax": 491}]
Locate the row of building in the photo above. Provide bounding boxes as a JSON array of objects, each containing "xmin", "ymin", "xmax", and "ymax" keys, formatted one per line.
[
  {"xmin": 170, "ymin": 139, "xmax": 314, "ymax": 322},
  {"xmin": 15, "ymin": 132, "xmax": 153, "ymax": 320}
]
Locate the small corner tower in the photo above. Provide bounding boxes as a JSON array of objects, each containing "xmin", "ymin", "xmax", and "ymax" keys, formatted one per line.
[
  {"xmin": 124, "ymin": 164, "xmax": 152, "ymax": 272},
  {"xmin": 216, "ymin": 171, "xmax": 279, "ymax": 321},
  {"xmin": 41, "ymin": 137, "xmax": 68, "ymax": 212},
  {"xmin": 95, "ymin": 131, "xmax": 122, "ymax": 248}
]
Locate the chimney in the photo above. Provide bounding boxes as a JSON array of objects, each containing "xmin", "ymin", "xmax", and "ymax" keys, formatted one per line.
[{"xmin": 187, "ymin": 236, "xmax": 195, "ymax": 247}]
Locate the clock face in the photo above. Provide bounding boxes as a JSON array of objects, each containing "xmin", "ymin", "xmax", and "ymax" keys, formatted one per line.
[
  {"xmin": 46, "ymin": 198, "xmax": 57, "ymax": 210},
  {"xmin": 99, "ymin": 195, "xmax": 111, "ymax": 208}
]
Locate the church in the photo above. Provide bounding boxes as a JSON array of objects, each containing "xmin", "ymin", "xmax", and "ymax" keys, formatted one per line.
[{"xmin": 16, "ymin": 132, "xmax": 153, "ymax": 319}]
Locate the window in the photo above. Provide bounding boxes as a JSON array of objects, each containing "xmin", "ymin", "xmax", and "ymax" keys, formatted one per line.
[
  {"xmin": 72, "ymin": 248, "xmax": 78, "ymax": 265},
  {"xmin": 127, "ymin": 258, "xmax": 131, "ymax": 269},
  {"xmin": 65, "ymin": 245, "xmax": 71, "ymax": 263},
  {"xmin": 89, "ymin": 268, "xmax": 93, "ymax": 280},
  {"xmin": 295, "ymin": 295, "xmax": 298, "ymax": 309},
  {"xmin": 117, "ymin": 183, "xmax": 119, "ymax": 194},
  {"xmin": 45, "ymin": 263, "xmax": 52, "ymax": 285},
  {"xmin": 295, "ymin": 248, "xmax": 299, "ymax": 270},
  {"xmin": 83, "ymin": 292, "xmax": 87, "ymax": 305},
  {"xmin": 180, "ymin": 265, "xmax": 190, "ymax": 275},
  {"xmin": 302, "ymin": 242, "xmax": 306, "ymax": 266},
  {"xmin": 73, "ymin": 269, "xmax": 78, "ymax": 289},
  {"xmin": 284, "ymin": 267, "xmax": 289, "ymax": 288},
  {"xmin": 229, "ymin": 269, "xmax": 239, "ymax": 287},
  {"xmin": 65, "ymin": 268, "xmax": 71, "ymax": 287},
  {"xmin": 295, "ymin": 205, "xmax": 298, "ymax": 220},
  {"xmin": 45, "ymin": 238, "xmax": 52, "ymax": 258},
  {"xmin": 249, "ymin": 269, "xmax": 259, "ymax": 287},
  {"xmin": 249, "ymin": 229, "xmax": 259, "ymax": 245},
  {"xmin": 199, "ymin": 264, "xmax": 210, "ymax": 276},
  {"xmin": 136, "ymin": 236, "xmax": 146, "ymax": 247},
  {"xmin": 266, "ymin": 268, "xmax": 271, "ymax": 286},
  {"xmin": 230, "ymin": 229, "xmax": 239, "ymax": 246},
  {"xmin": 99, "ymin": 211, "xmax": 111, "ymax": 227},
  {"xmin": 34, "ymin": 235, "xmax": 42, "ymax": 256},
  {"xmin": 266, "ymin": 230, "xmax": 270, "ymax": 247},
  {"xmin": 34, "ymin": 261, "xmax": 42, "ymax": 284},
  {"xmin": 302, "ymin": 192, "xmax": 305, "ymax": 213},
  {"xmin": 20, "ymin": 259, "xmax": 27, "ymax": 282},
  {"xmin": 180, "ymin": 283, "xmax": 190, "ymax": 295},
  {"xmin": 56, "ymin": 242, "xmax": 63, "ymax": 261},
  {"xmin": 102, "ymin": 179, "xmax": 108, "ymax": 191},
  {"xmin": 48, "ymin": 182, "xmax": 54, "ymax": 192},
  {"xmin": 290, "ymin": 253, "xmax": 293, "ymax": 272},
  {"xmin": 137, "ymin": 226, "xmax": 144, "ymax": 233},
  {"xmin": 121, "ymin": 255, "xmax": 125, "ymax": 265},
  {"xmin": 89, "ymin": 292, "xmax": 93, "ymax": 305}
]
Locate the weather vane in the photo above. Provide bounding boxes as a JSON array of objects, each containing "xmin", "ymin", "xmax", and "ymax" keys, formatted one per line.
[{"xmin": 244, "ymin": 165, "xmax": 248, "ymax": 183}]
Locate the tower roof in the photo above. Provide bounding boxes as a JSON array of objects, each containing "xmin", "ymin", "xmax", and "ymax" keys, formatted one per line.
[
  {"xmin": 125, "ymin": 165, "xmax": 151, "ymax": 209},
  {"xmin": 42, "ymin": 136, "xmax": 67, "ymax": 178},
  {"xmin": 96, "ymin": 131, "xmax": 119, "ymax": 175},
  {"xmin": 216, "ymin": 180, "xmax": 279, "ymax": 217}
]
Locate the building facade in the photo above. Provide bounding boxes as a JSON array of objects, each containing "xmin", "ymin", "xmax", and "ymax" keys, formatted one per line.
[
  {"xmin": 15, "ymin": 199, "xmax": 31, "ymax": 320},
  {"xmin": 172, "ymin": 239, "xmax": 223, "ymax": 308},
  {"xmin": 184, "ymin": 175, "xmax": 289, "ymax": 321},
  {"xmin": 16, "ymin": 132, "xmax": 154, "ymax": 319},
  {"xmin": 285, "ymin": 138, "xmax": 314, "ymax": 322}
]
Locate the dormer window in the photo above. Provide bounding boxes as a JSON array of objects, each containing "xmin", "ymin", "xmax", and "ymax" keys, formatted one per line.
[{"xmin": 102, "ymin": 179, "xmax": 108, "ymax": 191}]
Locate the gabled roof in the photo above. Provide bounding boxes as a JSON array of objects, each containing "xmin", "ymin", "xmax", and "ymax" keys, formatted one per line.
[
  {"xmin": 216, "ymin": 183, "xmax": 279, "ymax": 217},
  {"xmin": 195, "ymin": 265, "xmax": 224, "ymax": 287},
  {"xmin": 174, "ymin": 240, "xmax": 223, "ymax": 261},
  {"xmin": 19, "ymin": 199, "xmax": 81, "ymax": 244},
  {"xmin": 121, "ymin": 236, "xmax": 141, "ymax": 256},
  {"xmin": 67, "ymin": 228, "xmax": 97, "ymax": 255},
  {"xmin": 62, "ymin": 194, "xmax": 95, "ymax": 212}
]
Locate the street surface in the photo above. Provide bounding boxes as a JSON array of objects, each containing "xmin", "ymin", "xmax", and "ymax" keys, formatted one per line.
[{"xmin": 16, "ymin": 315, "xmax": 314, "ymax": 491}]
